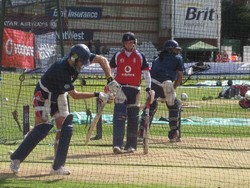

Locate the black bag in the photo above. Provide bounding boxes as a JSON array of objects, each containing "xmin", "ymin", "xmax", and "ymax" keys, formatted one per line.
[
  {"xmin": 218, "ymin": 86, "xmax": 241, "ymax": 99},
  {"xmin": 233, "ymin": 84, "xmax": 250, "ymax": 97},
  {"xmin": 183, "ymin": 62, "xmax": 211, "ymax": 84},
  {"xmin": 239, "ymin": 98, "xmax": 250, "ymax": 109},
  {"xmin": 191, "ymin": 62, "xmax": 211, "ymax": 73},
  {"xmin": 218, "ymin": 84, "xmax": 250, "ymax": 99}
]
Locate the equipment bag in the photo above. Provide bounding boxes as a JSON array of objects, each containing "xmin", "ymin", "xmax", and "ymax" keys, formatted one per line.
[
  {"xmin": 218, "ymin": 86, "xmax": 240, "ymax": 99},
  {"xmin": 191, "ymin": 62, "xmax": 211, "ymax": 72},
  {"xmin": 218, "ymin": 84, "xmax": 250, "ymax": 99},
  {"xmin": 239, "ymin": 98, "xmax": 250, "ymax": 109}
]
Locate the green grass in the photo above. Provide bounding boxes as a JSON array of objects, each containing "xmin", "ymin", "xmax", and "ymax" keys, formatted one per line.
[
  {"xmin": 1, "ymin": 71, "xmax": 250, "ymax": 142},
  {"xmin": 1, "ymin": 72, "xmax": 250, "ymax": 188},
  {"xmin": 0, "ymin": 178, "xmax": 184, "ymax": 188},
  {"xmin": 1, "ymin": 121, "xmax": 248, "ymax": 188}
]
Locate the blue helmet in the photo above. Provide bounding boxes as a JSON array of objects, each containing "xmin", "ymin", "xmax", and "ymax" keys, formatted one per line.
[
  {"xmin": 122, "ymin": 32, "xmax": 137, "ymax": 43},
  {"xmin": 70, "ymin": 44, "xmax": 91, "ymax": 66},
  {"xmin": 163, "ymin": 40, "xmax": 181, "ymax": 50}
]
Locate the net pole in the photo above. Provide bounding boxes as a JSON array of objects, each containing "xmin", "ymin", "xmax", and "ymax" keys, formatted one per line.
[
  {"xmin": 0, "ymin": 0, "xmax": 6, "ymax": 78},
  {"xmin": 56, "ymin": 0, "xmax": 65, "ymax": 57},
  {"xmin": 23, "ymin": 105, "xmax": 30, "ymax": 137}
]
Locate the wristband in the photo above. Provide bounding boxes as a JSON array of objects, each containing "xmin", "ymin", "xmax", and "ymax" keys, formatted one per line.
[
  {"xmin": 107, "ymin": 76, "xmax": 113, "ymax": 83},
  {"xmin": 145, "ymin": 88, "xmax": 150, "ymax": 92},
  {"xmin": 94, "ymin": 92, "xmax": 99, "ymax": 97}
]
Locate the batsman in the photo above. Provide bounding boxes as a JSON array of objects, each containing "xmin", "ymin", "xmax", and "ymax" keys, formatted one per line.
[
  {"xmin": 109, "ymin": 32, "xmax": 154, "ymax": 154},
  {"xmin": 139, "ymin": 39, "xmax": 184, "ymax": 142},
  {"xmin": 9, "ymin": 44, "xmax": 119, "ymax": 175}
]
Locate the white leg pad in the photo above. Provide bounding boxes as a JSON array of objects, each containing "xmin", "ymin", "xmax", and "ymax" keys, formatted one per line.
[
  {"xmin": 42, "ymin": 99, "xmax": 51, "ymax": 121},
  {"xmin": 115, "ymin": 89, "xmax": 127, "ymax": 103},
  {"xmin": 161, "ymin": 80, "xmax": 176, "ymax": 106},
  {"xmin": 57, "ymin": 93, "xmax": 69, "ymax": 117}
]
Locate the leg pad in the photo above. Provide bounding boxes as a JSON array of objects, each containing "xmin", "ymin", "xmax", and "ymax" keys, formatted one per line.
[
  {"xmin": 53, "ymin": 114, "xmax": 73, "ymax": 170},
  {"xmin": 11, "ymin": 123, "xmax": 53, "ymax": 162},
  {"xmin": 125, "ymin": 106, "xmax": 140, "ymax": 150},
  {"xmin": 113, "ymin": 103, "xmax": 127, "ymax": 148}
]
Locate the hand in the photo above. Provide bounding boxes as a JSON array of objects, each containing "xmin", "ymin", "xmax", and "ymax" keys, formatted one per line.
[
  {"xmin": 107, "ymin": 77, "xmax": 120, "ymax": 95},
  {"xmin": 98, "ymin": 92, "xmax": 110, "ymax": 103},
  {"xmin": 107, "ymin": 93, "xmax": 115, "ymax": 104},
  {"xmin": 146, "ymin": 88, "xmax": 155, "ymax": 104},
  {"xmin": 103, "ymin": 85, "xmax": 115, "ymax": 103}
]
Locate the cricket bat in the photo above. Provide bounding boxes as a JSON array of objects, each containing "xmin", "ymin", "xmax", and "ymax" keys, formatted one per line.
[
  {"xmin": 85, "ymin": 101, "xmax": 106, "ymax": 145},
  {"xmin": 143, "ymin": 96, "xmax": 151, "ymax": 154}
]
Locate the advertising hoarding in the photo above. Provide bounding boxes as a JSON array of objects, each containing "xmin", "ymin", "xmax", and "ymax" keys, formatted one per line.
[{"xmin": 172, "ymin": 0, "xmax": 221, "ymax": 39}]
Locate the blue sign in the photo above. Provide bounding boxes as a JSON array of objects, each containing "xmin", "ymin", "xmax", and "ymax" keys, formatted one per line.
[
  {"xmin": 4, "ymin": 16, "xmax": 67, "ymax": 34},
  {"xmin": 185, "ymin": 62, "xmax": 250, "ymax": 75},
  {"xmin": 55, "ymin": 29, "xmax": 93, "ymax": 41},
  {"xmin": 46, "ymin": 7, "xmax": 102, "ymax": 20}
]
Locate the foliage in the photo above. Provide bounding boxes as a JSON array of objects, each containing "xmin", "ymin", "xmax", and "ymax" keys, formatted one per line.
[{"xmin": 221, "ymin": 1, "xmax": 250, "ymax": 47}]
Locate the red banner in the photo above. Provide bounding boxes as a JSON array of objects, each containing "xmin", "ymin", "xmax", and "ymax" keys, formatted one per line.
[{"xmin": 2, "ymin": 28, "xmax": 34, "ymax": 69}]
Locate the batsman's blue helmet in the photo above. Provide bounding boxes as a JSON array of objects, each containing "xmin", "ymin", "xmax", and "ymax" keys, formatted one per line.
[
  {"xmin": 70, "ymin": 44, "xmax": 91, "ymax": 66},
  {"xmin": 122, "ymin": 32, "xmax": 137, "ymax": 44},
  {"xmin": 163, "ymin": 40, "xmax": 181, "ymax": 50}
]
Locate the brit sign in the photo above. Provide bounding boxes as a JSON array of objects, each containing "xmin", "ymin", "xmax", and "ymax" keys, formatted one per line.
[
  {"xmin": 46, "ymin": 6, "xmax": 102, "ymax": 20},
  {"xmin": 172, "ymin": 0, "xmax": 221, "ymax": 39}
]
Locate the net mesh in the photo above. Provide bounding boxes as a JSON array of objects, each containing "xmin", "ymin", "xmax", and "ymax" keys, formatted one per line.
[{"xmin": 1, "ymin": 0, "xmax": 250, "ymax": 187}]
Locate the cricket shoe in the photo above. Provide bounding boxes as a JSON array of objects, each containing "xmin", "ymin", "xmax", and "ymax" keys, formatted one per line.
[
  {"xmin": 137, "ymin": 138, "xmax": 143, "ymax": 143},
  {"xmin": 10, "ymin": 159, "xmax": 20, "ymax": 173},
  {"xmin": 8, "ymin": 150, "xmax": 14, "ymax": 155},
  {"xmin": 137, "ymin": 129, "xmax": 144, "ymax": 142},
  {"xmin": 127, "ymin": 147, "xmax": 135, "ymax": 153},
  {"xmin": 50, "ymin": 166, "xmax": 71, "ymax": 175},
  {"xmin": 168, "ymin": 130, "xmax": 181, "ymax": 143},
  {"xmin": 113, "ymin": 146, "xmax": 123, "ymax": 154},
  {"xmin": 90, "ymin": 135, "xmax": 102, "ymax": 140}
]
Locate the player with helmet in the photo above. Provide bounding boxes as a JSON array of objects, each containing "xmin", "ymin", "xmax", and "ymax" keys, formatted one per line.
[
  {"xmin": 10, "ymin": 44, "xmax": 119, "ymax": 175},
  {"xmin": 109, "ymin": 32, "xmax": 154, "ymax": 154},
  {"xmin": 139, "ymin": 39, "xmax": 184, "ymax": 142}
]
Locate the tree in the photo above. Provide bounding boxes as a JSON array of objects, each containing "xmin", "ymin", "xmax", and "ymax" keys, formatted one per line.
[{"xmin": 221, "ymin": 1, "xmax": 250, "ymax": 47}]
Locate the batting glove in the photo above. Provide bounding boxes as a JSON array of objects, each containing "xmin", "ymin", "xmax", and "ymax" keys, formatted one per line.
[
  {"xmin": 103, "ymin": 85, "xmax": 115, "ymax": 104},
  {"xmin": 107, "ymin": 93, "xmax": 115, "ymax": 103},
  {"xmin": 98, "ymin": 92, "xmax": 110, "ymax": 103},
  {"xmin": 106, "ymin": 77, "xmax": 120, "ymax": 95},
  {"xmin": 146, "ymin": 88, "xmax": 155, "ymax": 104}
]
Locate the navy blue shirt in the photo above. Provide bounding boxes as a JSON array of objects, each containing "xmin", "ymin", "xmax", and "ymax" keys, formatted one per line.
[
  {"xmin": 40, "ymin": 53, "xmax": 96, "ymax": 95},
  {"xmin": 150, "ymin": 52, "xmax": 184, "ymax": 82},
  {"xmin": 40, "ymin": 57, "xmax": 76, "ymax": 95}
]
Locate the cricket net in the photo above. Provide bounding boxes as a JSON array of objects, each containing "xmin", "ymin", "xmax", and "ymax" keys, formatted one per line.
[{"xmin": 1, "ymin": 0, "xmax": 250, "ymax": 188}]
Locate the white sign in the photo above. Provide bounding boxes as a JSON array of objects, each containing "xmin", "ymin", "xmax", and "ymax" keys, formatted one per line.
[
  {"xmin": 35, "ymin": 32, "xmax": 57, "ymax": 68},
  {"xmin": 172, "ymin": 0, "xmax": 221, "ymax": 39},
  {"xmin": 243, "ymin": 46, "xmax": 250, "ymax": 63}
]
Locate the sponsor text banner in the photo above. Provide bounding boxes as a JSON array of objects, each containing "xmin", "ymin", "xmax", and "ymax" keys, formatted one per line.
[{"xmin": 2, "ymin": 28, "xmax": 34, "ymax": 69}]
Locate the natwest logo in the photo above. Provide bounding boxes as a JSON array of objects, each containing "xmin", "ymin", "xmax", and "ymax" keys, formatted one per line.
[
  {"xmin": 185, "ymin": 7, "xmax": 216, "ymax": 21},
  {"xmin": 36, "ymin": 43, "xmax": 56, "ymax": 60}
]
